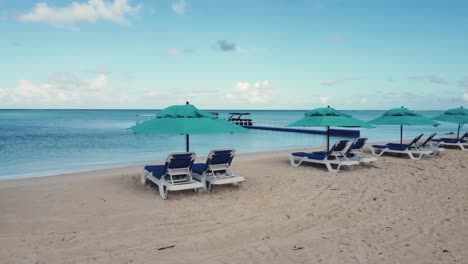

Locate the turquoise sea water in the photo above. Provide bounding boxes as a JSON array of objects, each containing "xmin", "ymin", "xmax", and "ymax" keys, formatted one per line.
[{"xmin": 0, "ymin": 109, "xmax": 464, "ymax": 180}]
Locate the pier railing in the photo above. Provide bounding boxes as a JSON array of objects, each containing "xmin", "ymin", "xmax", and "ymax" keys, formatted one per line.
[{"xmin": 231, "ymin": 120, "xmax": 291, "ymax": 127}]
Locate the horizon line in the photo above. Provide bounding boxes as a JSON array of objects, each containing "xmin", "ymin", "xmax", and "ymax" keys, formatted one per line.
[{"xmin": 0, "ymin": 108, "xmax": 458, "ymax": 111}]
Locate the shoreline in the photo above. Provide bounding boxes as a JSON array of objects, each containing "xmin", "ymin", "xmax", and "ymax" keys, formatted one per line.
[
  {"xmin": 0, "ymin": 139, "xmax": 402, "ymax": 182},
  {"xmin": 0, "ymin": 147, "xmax": 312, "ymax": 184}
]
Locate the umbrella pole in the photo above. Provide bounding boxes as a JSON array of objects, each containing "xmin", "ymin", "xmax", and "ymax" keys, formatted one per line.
[
  {"xmin": 327, "ymin": 126, "xmax": 330, "ymax": 152},
  {"xmin": 400, "ymin": 125, "xmax": 403, "ymax": 146},
  {"xmin": 457, "ymin": 123, "xmax": 461, "ymax": 140},
  {"xmin": 186, "ymin": 101, "xmax": 190, "ymax": 152}
]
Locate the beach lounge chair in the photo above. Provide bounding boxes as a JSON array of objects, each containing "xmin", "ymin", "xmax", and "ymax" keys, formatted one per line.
[
  {"xmin": 344, "ymin": 138, "xmax": 377, "ymax": 164},
  {"xmin": 431, "ymin": 132, "xmax": 468, "ymax": 151},
  {"xmin": 191, "ymin": 149, "xmax": 244, "ymax": 193},
  {"xmin": 141, "ymin": 152, "xmax": 204, "ymax": 199},
  {"xmin": 416, "ymin": 133, "xmax": 445, "ymax": 156},
  {"xmin": 290, "ymin": 140, "xmax": 360, "ymax": 173},
  {"xmin": 369, "ymin": 134, "xmax": 432, "ymax": 160}
]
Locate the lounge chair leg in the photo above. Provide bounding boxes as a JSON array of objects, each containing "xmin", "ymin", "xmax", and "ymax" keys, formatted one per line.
[
  {"xmin": 408, "ymin": 152, "xmax": 422, "ymax": 160},
  {"xmin": 369, "ymin": 147, "xmax": 384, "ymax": 157},
  {"xmin": 325, "ymin": 162, "xmax": 339, "ymax": 173},
  {"xmin": 159, "ymin": 185, "xmax": 167, "ymax": 200},
  {"xmin": 203, "ymin": 178, "xmax": 210, "ymax": 193},
  {"xmin": 289, "ymin": 156, "xmax": 301, "ymax": 167},
  {"xmin": 140, "ymin": 169, "xmax": 148, "ymax": 184},
  {"xmin": 376, "ymin": 150, "xmax": 385, "ymax": 157}
]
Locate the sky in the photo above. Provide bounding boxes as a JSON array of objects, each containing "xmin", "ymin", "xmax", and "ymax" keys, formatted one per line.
[{"xmin": 0, "ymin": 0, "xmax": 467, "ymax": 110}]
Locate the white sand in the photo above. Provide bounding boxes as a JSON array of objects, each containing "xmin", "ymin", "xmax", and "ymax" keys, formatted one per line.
[{"xmin": 0, "ymin": 148, "xmax": 467, "ymax": 263}]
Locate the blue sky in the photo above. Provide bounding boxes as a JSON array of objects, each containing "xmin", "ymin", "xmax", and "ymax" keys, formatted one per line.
[{"xmin": 1, "ymin": 0, "xmax": 467, "ymax": 109}]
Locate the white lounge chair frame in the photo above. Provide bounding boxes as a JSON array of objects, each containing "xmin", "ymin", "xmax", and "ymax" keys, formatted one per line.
[
  {"xmin": 141, "ymin": 152, "xmax": 204, "ymax": 199},
  {"xmin": 191, "ymin": 149, "xmax": 245, "ymax": 193},
  {"xmin": 432, "ymin": 140, "xmax": 467, "ymax": 151},
  {"xmin": 347, "ymin": 148, "xmax": 378, "ymax": 164},
  {"xmin": 431, "ymin": 132, "xmax": 468, "ymax": 151},
  {"xmin": 341, "ymin": 138, "xmax": 378, "ymax": 165},
  {"xmin": 417, "ymin": 143, "xmax": 445, "ymax": 156},
  {"xmin": 368, "ymin": 145, "xmax": 432, "ymax": 160},
  {"xmin": 412, "ymin": 133, "xmax": 444, "ymax": 156},
  {"xmin": 289, "ymin": 153, "xmax": 359, "ymax": 173}
]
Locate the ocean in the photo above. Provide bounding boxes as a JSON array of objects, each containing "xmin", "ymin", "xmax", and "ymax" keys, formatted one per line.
[{"xmin": 0, "ymin": 109, "xmax": 463, "ymax": 180}]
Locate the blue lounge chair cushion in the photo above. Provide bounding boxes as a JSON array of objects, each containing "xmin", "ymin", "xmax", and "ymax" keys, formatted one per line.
[
  {"xmin": 291, "ymin": 151, "xmax": 328, "ymax": 160},
  {"xmin": 433, "ymin": 138, "xmax": 460, "ymax": 143},
  {"xmin": 291, "ymin": 140, "xmax": 348, "ymax": 162},
  {"xmin": 191, "ymin": 163, "xmax": 207, "ymax": 175},
  {"xmin": 372, "ymin": 144, "xmax": 387, "ymax": 149},
  {"xmin": 419, "ymin": 133, "xmax": 436, "ymax": 147},
  {"xmin": 144, "ymin": 165, "xmax": 166, "ymax": 179},
  {"xmin": 210, "ymin": 151, "xmax": 234, "ymax": 165},
  {"xmin": 432, "ymin": 132, "xmax": 468, "ymax": 144},
  {"xmin": 386, "ymin": 143, "xmax": 412, "ymax": 151},
  {"xmin": 344, "ymin": 138, "xmax": 367, "ymax": 156},
  {"xmin": 167, "ymin": 153, "xmax": 195, "ymax": 169},
  {"xmin": 351, "ymin": 138, "xmax": 367, "ymax": 150},
  {"xmin": 144, "ymin": 153, "xmax": 195, "ymax": 180},
  {"xmin": 192, "ymin": 150, "xmax": 234, "ymax": 175}
]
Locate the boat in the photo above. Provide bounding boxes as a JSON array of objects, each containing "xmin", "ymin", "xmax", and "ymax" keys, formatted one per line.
[{"xmin": 228, "ymin": 113, "xmax": 254, "ymax": 126}]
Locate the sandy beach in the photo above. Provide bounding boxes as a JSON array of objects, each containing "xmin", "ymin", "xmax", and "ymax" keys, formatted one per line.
[{"xmin": 0, "ymin": 148, "xmax": 467, "ymax": 264}]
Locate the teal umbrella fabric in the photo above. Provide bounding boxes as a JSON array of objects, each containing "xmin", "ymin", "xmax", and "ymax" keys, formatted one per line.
[
  {"xmin": 432, "ymin": 106, "xmax": 468, "ymax": 139},
  {"xmin": 131, "ymin": 103, "xmax": 246, "ymax": 151},
  {"xmin": 368, "ymin": 107, "xmax": 439, "ymax": 145},
  {"xmin": 287, "ymin": 106, "xmax": 374, "ymax": 151}
]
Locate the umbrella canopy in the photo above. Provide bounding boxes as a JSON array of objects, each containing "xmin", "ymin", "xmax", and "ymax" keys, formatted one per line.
[
  {"xmin": 288, "ymin": 107, "xmax": 373, "ymax": 128},
  {"xmin": 368, "ymin": 107, "xmax": 439, "ymax": 145},
  {"xmin": 287, "ymin": 106, "xmax": 374, "ymax": 151},
  {"xmin": 432, "ymin": 106, "xmax": 468, "ymax": 139},
  {"xmin": 130, "ymin": 103, "xmax": 246, "ymax": 151}
]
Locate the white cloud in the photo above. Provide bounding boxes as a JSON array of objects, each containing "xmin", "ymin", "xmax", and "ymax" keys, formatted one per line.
[
  {"xmin": 91, "ymin": 67, "xmax": 111, "ymax": 75},
  {"xmin": 226, "ymin": 80, "xmax": 273, "ymax": 104},
  {"xmin": 166, "ymin": 48, "xmax": 181, "ymax": 57},
  {"xmin": 320, "ymin": 76, "xmax": 365, "ymax": 86},
  {"xmin": 16, "ymin": 0, "xmax": 142, "ymax": 26},
  {"xmin": 147, "ymin": 90, "xmax": 160, "ymax": 97},
  {"xmin": 165, "ymin": 48, "xmax": 197, "ymax": 58},
  {"xmin": 255, "ymin": 80, "xmax": 269, "ymax": 88},
  {"xmin": 235, "ymin": 82, "xmax": 250, "ymax": 91},
  {"xmin": 145, "ymin": 88, "xmax": 218, "ymax": 103},
  {"xmin": 0, "ymin": 72, "xmax": 116, "ymax": 107},
  {"xmin": 409, "ymin": 74, "xmax": 449, "ymax": 85},
  {"xmin": 464, "ymin": 92, "xmax": 468, "ymax": 101},
  {"xmin": 1, "ymin": 80, "xmax": 77, "ymax": 105},
  {"xmin": 172, "ymin": 0, "xmax": 186, "ymax": 16},
  {"xmin": 319, "ymin": 95, "xmax": 329, "ymax": 104},
  {"xmin": 87, "ymin": 74, "xmax": 109, "ymax": 91}
]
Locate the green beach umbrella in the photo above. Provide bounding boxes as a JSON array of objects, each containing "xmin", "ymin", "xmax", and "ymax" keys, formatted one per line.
[
  {"xmin": 368, "ymin": 106, "xmax": 439, "ymax": 145},
  {"xmin": 130, "ymin": 102, "xmax": 246, "ymax": 151},
  {"xmin": 432, "ymin": 106, "xmax": 468, "ymax": 139},
  {"xmin": 287, "ymin": 106, "xmax": 374, "ymax": 151}
]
